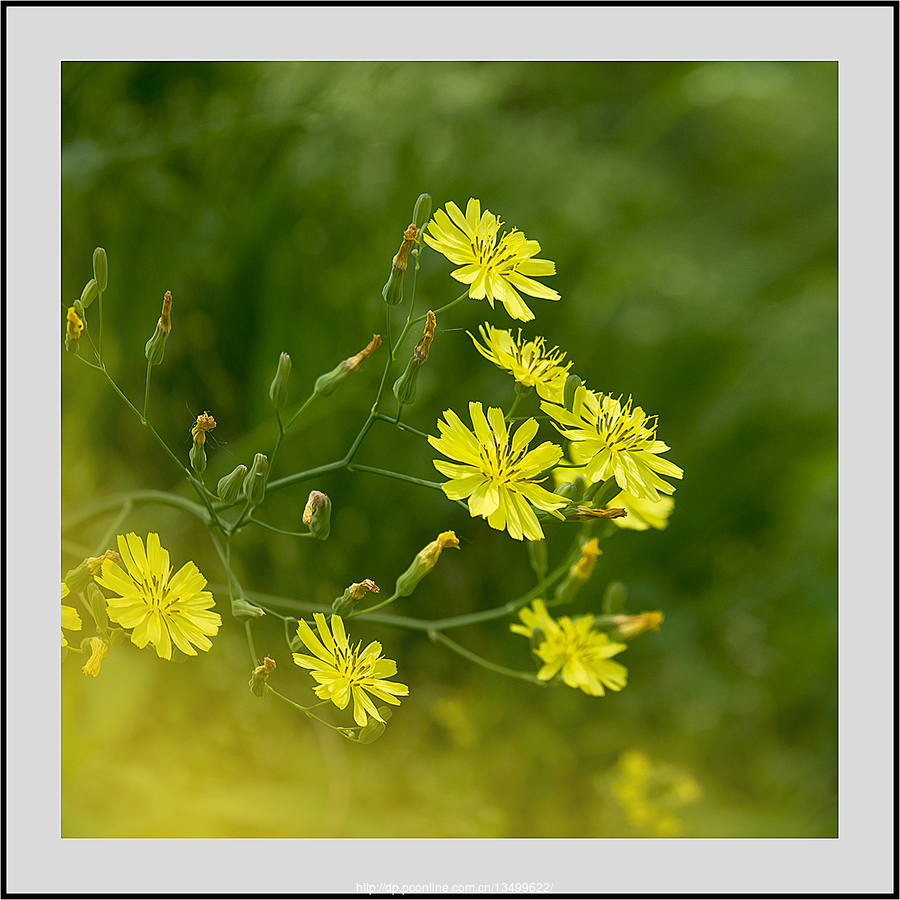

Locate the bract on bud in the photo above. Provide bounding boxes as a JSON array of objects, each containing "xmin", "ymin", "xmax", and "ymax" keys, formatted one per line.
[
  {"xmin": 314, "ymin": 335, "xmax": 382, "ymax": 397},
  {"xmin": 92, "ymin": 247, "xmax": 108, "ymax": 292},
  {"xmin": 269, "ymin": 352, "xmax": 292, "ymax": 409},
  {"xmin": 145, "ymin": 290, "xmax": 173, "ymax": 366},
  {"xmin": 394, "ymin": 531, "xmax": 459, "ymax": 598},
  {"xmin": 80, "ymin": 278, "xmax": 99, "ymax": 310},
  {"xmin": 217, "ymin": 464, "xmax": 248, "ymax": 505},
  {"xmin": 302, "ymin": 490, "xmax": 332, "ymax": 540},
  {"xmin": 86, "ymin": 582, "xmax": 109, "ymax": 635},
  {"xmin": 249, "ymin": 656, "xmax": 277, "ymax": 697},
  {"xmin": 243, "ymin": 453, "xmax": 269, "ymax": 506},
  {"xmin": 412, "ymin": 193, "xmax": 432, "ymax": 231}
]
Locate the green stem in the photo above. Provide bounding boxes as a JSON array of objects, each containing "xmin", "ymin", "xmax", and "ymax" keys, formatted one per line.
[
  {"xmin": 346, "ymin": 463, "xmax": 445, "ymax": 492},
  {"xmin": 284, "ymin": 391, "xmax": 318, "ymax": 431},
  {"xmin": 142, "ymin": 360, "xmax": 153, "ymax": 424},
  {"xmin": 374, "ymin": 413, "xmax": 431, "ymax": 440},
  {"xmin": 410, "ymin": 288, "xmax": 468, "ymax": 328},
  {"xmin": 250, "ymin": 517, "xmax": 315, "ymax": 538},
  {"xmin": 347, "ymin": 591, "xmax": 401, "ymax": 618},
  {"xmin": 62, "ymin": 489, "xmax": 210, "ymax": 532},
  {"xmin": 429, "ymin": 630, "xmax": 541, "ymax": 683}
]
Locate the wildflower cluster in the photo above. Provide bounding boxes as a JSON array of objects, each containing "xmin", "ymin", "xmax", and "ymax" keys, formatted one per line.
[{"xmin": 62, "ymin": 191, "xmax": 683, "ymax": 744}]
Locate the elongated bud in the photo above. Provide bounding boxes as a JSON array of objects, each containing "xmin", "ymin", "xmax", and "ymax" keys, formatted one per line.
[
  {"xmin": 249, "ymin": 657, "xmax": 276, "ymax": 697},
  {"xmin": 412, "ymin": 193, "xmax": 432, "ymax": 231},
  {"xmin": 217, "ymin": 464, "xmax": 248, "ymax": 505},
  {"xmin": 563, "ymin": 373, "xmax": 583, "ymax": 410},
  {"xmin": 80, "ymin": 278, "xmax": 99, "ymax": 310},
  {"xmin": 269, "ymin": 352, "xmax": 292, "ymax": 409},
  {"xmin": 527, "ymin": 539, "xmax": 548, "ymax": 582},
  {"xmin": 394, "ymin": 530, "xmax": 459, "ymax": 598},
  {"xmin": 607, "ymin": 610, "xmax": 663, "ymax": 641},
  {"xmin": 243, "ymin": 452, "xmax": 269, "ymax": 506},
  {"xmin": 332, "ymin": 579, "xmax": 379, "ymax": 616},
  {"xmin": 601, "ymin": 580, "xmax": 628, "ymax": 615},
  {"xmin": 231, "ymin": 595, "xmax": 266, "ymax": 620},
  {"xmin": 554, "ymin": 481, "xmax": 576, "ymax": 500},
  {"xmin": 553, "ymin": 538, "xmax": 601, "ymax": 606},
  {"xmin": 382, "ymin": 224, "xmax": 419, "ymax": 306},
  {"xmin": 393, "ymin": 311, "xmax": 436, "ymax": 405},
  {"xmin": 314, "ymin": 334, "xmax": 381, "ymax": 397},
  {"xmin": 189, "ymin": 411, "xmax": 216, "ymax": 476},
  {"xmin": 145, "ymin": 290, "xmax": 173, "ymax": 366},
  {"xmin": 356, "ymin": 706, "xmax": 393, "ymax": 743},
  {"xmin": 92, "ymin": 247, "xmax": 108, "ymax": 292},
  {"xmin": 302, "ymin": 490, "xmax": 332, "ymax": 540},
  {"xmin": 86, "ymin": 582, "xmax": 109, "ymax": 635},
  {"xmin": 65, "ymin": 306, "xmax": 84, "ymax": 354}
]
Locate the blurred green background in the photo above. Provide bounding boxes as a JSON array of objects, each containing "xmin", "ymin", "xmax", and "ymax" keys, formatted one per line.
[{"xmin": 61, "ymin": 61, "xmax": 837, "ymax": 838}]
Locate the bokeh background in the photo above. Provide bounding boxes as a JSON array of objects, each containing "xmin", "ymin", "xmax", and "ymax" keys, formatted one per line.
[{"xmin": 61, "ymin": 61, "xmax": 837, "ymax": 838}]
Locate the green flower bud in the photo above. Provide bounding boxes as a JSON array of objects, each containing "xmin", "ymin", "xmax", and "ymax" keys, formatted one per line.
[
  {"xmin": 395, "ymin": 531, "xmax": 458, "ymax": 598},
  {"xmin": 249, "ymin": 657, "xmax": 276, "ymax": 697},
  {"xmin": 268, "ymin": 352, "xmax": 292, "ymax": 409},
  {"xmin": 145, "ymin": 291, "xmax": 172, "ymax": 366},
  {"xmin": 601, "ymin": 580, "xmax": 628, "ymax": 615},
  {"xmin": 189, "ymin": 440, "xmax": 207, "ymax": 475},
  {"xmin": 217, "ymin": 464, "xmax": 248, "ymax": 505},
  {"xmin": 108, "ymin": 627, "xmax": 126, "ymax": 647},
  {"xmin": 86, "ymin": 583, "xmax": 108, "ymax": 635},
  {"xmin": 80, "ymin": 278, "xmax": 99, "ymax": 310},
  {"xmin": 356, "ymin": 707, "xmax": 393, "ymax": 743},
  {"xmin": 382, "ymin": 224, "xmax": 419, "ymax": 306},
  {"xmin": 392, "ymin": 356, "xmax": 421, "ymax": 405},
  {"xmin": 302, "ymin": 490, "xmax": 332, "ymax": 540},
  {"xmin": 314, "ymin": 335, "xmax": 382, "ymax": 396},
  {"xmin": 92, "ymin": 247, "xmax": 108, "ymax": 292},
  {"xmin": 64, "ymin": 558, "xmax": 92, "ymax": 594},
  {"xmin": 243, "ymin": 453, "xmax": 269, "ymax": 506},
  {"xmin": 563, "ymin": 373, "xmax": 583, "ymax": 411},
  {"xmin": 412, "ymin": 193, "xmax": 432, "ymax": 231},
  {"xmin": 527, "ymin": 539, "xmax": 548, "ymax": 583},
  {"xmin": 231, "ymin": 595, "xmax": 266, "ymax": 620},
  {"xmin": 554, "ymin": 481, "xmax": 576, "ymax": 500},
  {"xmin": 332, "ymin": 580, "xmax": 379, "ymax": 616},
  {"xmin": 73, "ymin": 299, "xmax": 85, "ymax": 319}
]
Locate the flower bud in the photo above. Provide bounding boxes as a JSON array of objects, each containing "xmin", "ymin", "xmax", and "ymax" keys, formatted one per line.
[
  {"xmin": 527, "ymin": 539, "xmax": 548, "ymax": 582},
  {"xmin": 145, "ymin": 290, "xmax": 173, "ymax": 366},
  {"xmin": 108, "ymin": 627, "xmax": 126, "ymax": 647},
  {"xmin": 563, "ymin": 373, "xmax": 583, "ymax": 411},
  {"xmin": 65, "ymin": 306, "xmax": 83, "ymax": 354},
  {"xmin": 314, "ymin": 335, "xmax": 381, "ymax": 397},
  {"xmin": 565, "ymin": 505, "xmax": 627, "ymax": 522},
  {"xmin": 382, "ymin": 224, "xmax": 419, "ymax": 306},
  {"xmin": 412, "ymin": 193, "xmax": 432, "ymax": 231},
  {"xmin": 87, "ymin": 549, "xmax": 121, "ymax": 577},
  {"xmin": 601, "ymin": 580, "xmax": 628, "ymax": 615},
  {"xmin": 249, "ymin": 656, "xmax": 276, "ymax": 697},
  {"xmin": 86, "ymin": 582, "xmax": 109, "ymax": 635},
  {"xmin": 394, "ymin": 531, "xmax": 459, "ymax": 598},
  {"xmin": 269, "ymin": 352, "xmax": 292, "ymax": 409},
  {"xmin": 302, "ymin": 490, "xmax": 332, "ymax": 540},
  {"xmin": 243, "ymin": 452, "xmax": 269, "ymax": 506},
  {"xmin": 189, "ymin": 411, "xmax": 216, "ymax": 476},
  {"xmin": 80, "ymin": 278, "xmax": 99, "ymax": 310},
  {"xmin": 64, "ymin": 558, "xmax": 92, "ymax": 594},
  {"xmin": 189, "ymin": 441, "xmax": 207, "ymax": 475},
  {"xmin": 392, "ymin": 311, "xmax": 436, "ymax": 405},
  {"xmin": 217, "ymin": 464, "xmax": 248, "ymax": 505},
  {"xmin": 92, "ymin": 247, "xmax": 108, "ymax": 292},
  {"xmin": 554, "ymin": 481, "xmax": 576, "ymax": 500},
  {"xmin": 332, "ymin": 579, "xmax": 379, "ymax": 615},
  {"xmin": 356, "ymin": 706, "xmax": 393, "ymax": 743},
  {"xmin": 606, "ymin": 610, "xmax": 663, "ymax": 641},
  {"xmin": 231, "ymin": 595, "xmax": 266, "ymax": 620},
  {"xmin": 73, "ymin": 299, "xmax": 85, "ymax": 318},
  {"xmin": 553, "ymin": 538, "xmax": 601, "ymax": 606}
]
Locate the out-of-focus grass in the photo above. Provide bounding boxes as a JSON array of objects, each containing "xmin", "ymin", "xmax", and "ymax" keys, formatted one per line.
[{"xmin": 62, "ymin": 61, "xmax": 836, "ymax": 838}]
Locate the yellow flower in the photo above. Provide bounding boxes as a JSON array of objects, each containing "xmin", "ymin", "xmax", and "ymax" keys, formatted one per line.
[
  {"xmin": 293, "ymin": 613, "xmax": 409, "ymax": 727},
  {"xmin": 95, "ymin": 533, "xmax": 222, "ymax": 660},
  {"xmin": 81, "ymin": 636, "xmax": 109, "ymax": 677},
  {"xmin": 541, "ymin": 385, "xmax": 683, "ymax": 501},
  {"xmin": 66, "ymin": 306, "xmax": 84, "ymax": 340},
  {"xmin": 511, "ymin": 599, "xmax": 628, "ymax": 696},
  {"xmin": 61, "ymin": 582, "xmax": 82, "ymax": 647},
  {"xmin": 469, "ymin": 322, "xmax": 571, "ymax": 400},
  {"xmin": 610, "ymin": 489, "xmax": 674, "ymax": 531},
  {"xmin": 428, "ymin": 401, "xmax": 567, "ymax": 541},
  {"xmin": 423, "ymin": 199, "xmax": 560, "ymax": 322}
]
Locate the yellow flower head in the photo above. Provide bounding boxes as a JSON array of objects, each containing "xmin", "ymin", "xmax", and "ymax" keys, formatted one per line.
[
  {"xmin": 293, "ymin": 613, "xmax": 409, "ymax": 727},
  {"xmin": 542, "ymin": 385, "xmax": 683, "ymax": 502},
  {"xmin": 191, "ymin": 411, "xmax": 217, "ymax": 446},
  {"xmin": 66, "ymin": 306, "xmax": 84, "ymax": 341},
  {"xmin": 424, "ymin": 199, "xmax": 560, "ymax": 322},
  {"xmin": 469, "ymin": 322, "xmax": 572, "ymax": 401},
  {"xmin": 511, "ymin": 599, "xmax": 628, "ymax": 696},
  {"xmin": 82, "ymin": 636, "xmax": 109, "ymax": 677},
  {"xmin": 428, "ymin": 401, "xmax": 567, "ymax": 541},
  {"xmin": 95, "ymin": 532, "xmax": 222, "ymax": 660}
]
